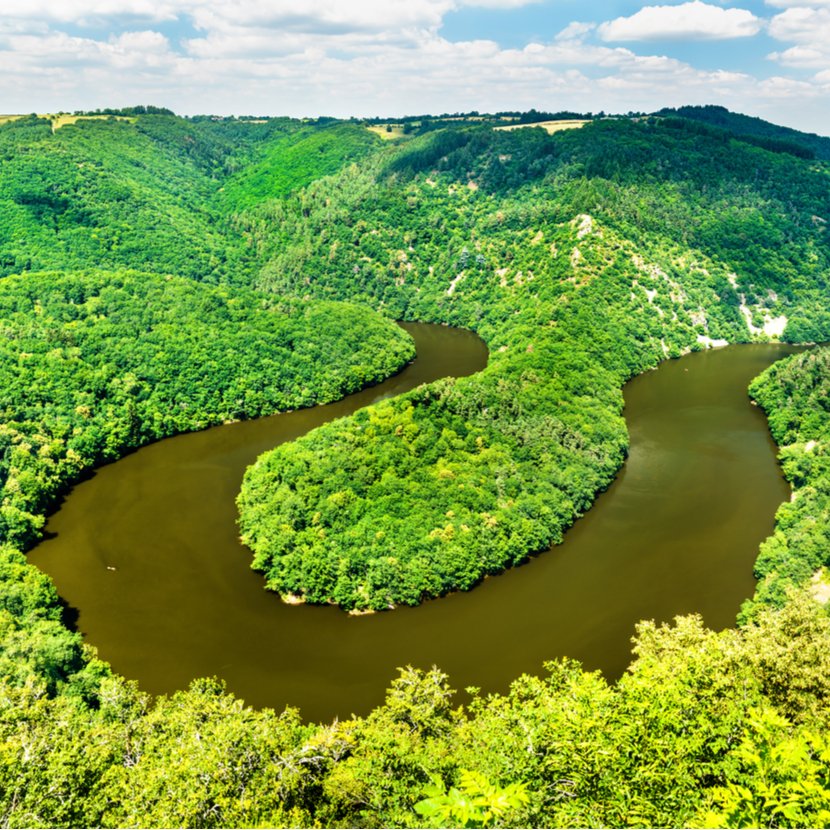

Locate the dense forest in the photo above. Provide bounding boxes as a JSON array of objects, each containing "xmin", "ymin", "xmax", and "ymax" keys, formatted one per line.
[
  {"xmin": 742, "ymin": 346, "xmax": 830, "ymax": 621},
  {"xmin": 0, "ymin": 109, "xmax": 829, "ymax": 827},
  {"xmin": 0, "ymin": 114, "xmax": 248, "ymax": 281},
  {"xmin": 239, "ymin": 117, "xmax": 830, "ymax": 610},
  {"xmin": 0, "ymin": 270, "xmax": 414, "ymax": 549},
  {"xmin": 655, "ymin": 104, "xmax": 830, "ymax": 161}
]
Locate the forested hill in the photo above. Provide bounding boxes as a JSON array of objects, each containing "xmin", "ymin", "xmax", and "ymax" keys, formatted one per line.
[
  {"xmin": 240, "ymin": 114, "xmax": 830, "ymax": 610},
  {"xmin": 0, "ymin": 114, "xmax": 247, "ymax": 282},
  {"xmin": 1, "ymin": 108, "xmax": 830, "ymax": 827},
  {"xmin": 655, "ymin": 104, "xmax": 830, "ymax": 160},
  {"xmin": 0, "ymin": 112, "xmax": 413, "ymax": 550},
  {"xmin": 0, "ymin": 114, "xmax": 378, "ymax": 281}
]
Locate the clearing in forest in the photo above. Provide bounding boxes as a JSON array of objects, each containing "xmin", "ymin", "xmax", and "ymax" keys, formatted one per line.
[{"xmin": 494, "ymin": 119, "xmax": 588, "ymax": 134}]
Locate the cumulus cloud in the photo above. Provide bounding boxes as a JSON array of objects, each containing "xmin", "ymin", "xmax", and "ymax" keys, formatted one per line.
[
  {"xmin": 757, "ymin": 74, "xmax": 823, "ymax": 98},
  {"xmin": 0, "ymin": 28, "xmax": 174, "ymax": 74},
  {"xmin": 765, "ymin": 0, "xmax": 830, "ymax": 8},
  {"xmin": 188, "ymin": 2, "xmax": 448, "ymax": 35},
  {"xmin": 0, "ymin": 0, "xmax": 828, "ymax": 135},
  {"xmin": 178, "ymin": 1, "xmax": 541, "ymax": 61},
  {"xmin": 0, "ymin": 0, "xmax": 541, "ymax": 29},
  {"xmin": 0, "ymin": 24, "xmax": 765, "ymax": 115},
  {"xmin": 0, "ymin": 0, "xmax": 188, "ymax": 23},
  {"xmin": 768, "ymin": 6, "xmax": 830, "ymax": 42},
  {"xmin": 767, "ymin": 7, "xmax": 830, "ymax": 70},
  {"xmin": 768, "ymin": 45, "xmax": 826, "ymax": 68},
  {"xmin": 598, "ymin": 1, "xmax": 763, "ymax": 41}
]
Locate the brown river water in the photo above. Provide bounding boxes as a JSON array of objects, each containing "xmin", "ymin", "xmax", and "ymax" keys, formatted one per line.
[{"xmin": 30, "ymin": 323, "xmax": 800, "ymax": 722}]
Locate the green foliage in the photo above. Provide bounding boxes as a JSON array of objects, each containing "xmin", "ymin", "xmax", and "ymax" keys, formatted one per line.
[
  {"xmin": 0, "ymin": 597, "xmax": 828, "ymax": 828},
  {"xmin": 656, "ymin": 104, "xmax": 830, "ymax": 161},
  {"xmin": 739, "ymin": 592, "xmax": 830, "ymax": 728},
  {"xmin": 0, "ymin": 115, "xmax": 249, "ymax": 282},
  {"xmin": 699, "ymin": 707, "xmax": 830, "ymax": 829},
  {"xmin": 316, "ymin": 667, "xmax": 462, "ymax": 827},
  {"xmin": 741, "ymin": 348, "xmax": 830, "ymax": 620},
  {"xmin": 0, "ymin": 107, "xmax": 829, "ymax": 827},
  {"xmin": 240, "ymin": 116, "xmax": 830, "ymax": 610},
  {"xmin": 0, "ymin": 270, "xmax": 413, "ymax": 550},
  {"xmin": 0, "ymin": 675, "xmax": 321, "ymax": 828},
  {"xmin": 218, "ymin": 122, "xmax": 381, "ymax": 210},
  {"xmin": 414, "ymin": 770, "xmax": 530, "ymax": 828}
]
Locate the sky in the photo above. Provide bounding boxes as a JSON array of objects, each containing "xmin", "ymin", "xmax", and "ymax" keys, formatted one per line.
[{"xmin": 0, "ymin": 0, "xmax": 829, "ymax": 134}]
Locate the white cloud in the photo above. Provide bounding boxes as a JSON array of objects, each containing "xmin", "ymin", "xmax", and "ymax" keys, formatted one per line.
[
  {"xmin": 111, "ymin": 31, "xmax": 171, "ymax": 52},
  {"xmin": 0, "ymin": 28, "xmax": 174, "ymax": 73},
  {"xmin": 768, "ymin": 6, "xmax": 830, "ymax": 41},
  {"xmin": 765, "ymin": 0, "xmax": 830, "ymax": 7},
  {"xmin": 179, "ymin": 0, "xmax": 543, "ymax": 60},
  {"xmin": 0, "ymin": 25, "xmax": 769, "ymax": 114},
  {"xmin": 555, "ymin": 21, "xmax": 597, "ymax": 41},
  {"xmin": 0, "ymin": 1, "xmax": 188, "ymax": 23},
  {"xmin": 767, "ymin": 7, "xmax": 830, "ymax": 72},
  {"xmin": 757, "ymin": 74, "xmax": 823, "ymax": 98},
  {"xmin": 768, "ymin": 45, "xmax": 826, "ymax": 68},
  {"xmin": 598, "ymin": 1, "xmax": 763, "ymax": 41},
  {"xmin": 187, "ymin": 2, "xmax": 449, "ymax": 35},
  {"xmin": 0, "ymin": 0, "xmax": 541, "ymax": 29},
  {"xmin": 0, "ymin": 0, "xmax": 828, "ymax": 135}
]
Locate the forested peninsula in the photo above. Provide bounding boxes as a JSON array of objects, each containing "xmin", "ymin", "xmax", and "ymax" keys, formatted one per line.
[{"xmin": 1, "ymin": 108, "xmax": 830, "ymax": 827}]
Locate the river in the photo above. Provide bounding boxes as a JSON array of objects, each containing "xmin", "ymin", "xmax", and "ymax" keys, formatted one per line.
[{"xmin": 29, "ymin": 324, "xmax": 799, "ymax": 722}]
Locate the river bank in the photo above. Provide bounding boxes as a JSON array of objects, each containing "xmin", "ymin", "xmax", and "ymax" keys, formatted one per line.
[{"xmin": 30, "ymin": 327, "xmax": 796, "ymax": 721}]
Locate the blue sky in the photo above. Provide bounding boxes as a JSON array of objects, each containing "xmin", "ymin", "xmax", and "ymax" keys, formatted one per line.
[
  {"xmin": 442, "ymin": 1, "xmax": 780, "ymax": 73},
  {"xmin": 0, "ymin": 1, "xmax": 828, "ymax": 134}
]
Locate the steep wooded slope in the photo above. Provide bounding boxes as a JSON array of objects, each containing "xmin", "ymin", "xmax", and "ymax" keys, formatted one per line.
[{"xmin": 239, "ymin": 117, "xmax": 830, "ymax": 610}]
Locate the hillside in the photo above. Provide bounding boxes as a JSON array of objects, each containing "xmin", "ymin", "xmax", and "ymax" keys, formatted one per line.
[
  {"xmin": 0, "ymin": 115, "xmax": 243, "ymax": 281},
  {"xmin": 0, "ymin": 112, "xmax": 414, "ymax": 552},
  {"xmin": 655, "ymin": 104, "xmax": 830, "ymax": 161},
  {"xmin": 217, "ymin": 122, "xmax": 381, "ymax": 211},
  {"xmin": 239, "ymin": 116, "xmax": 830, "ymax": 610},
  {"xmin": 0, "ymin": 114, "xmax": 373, "ymax": 282},
  {"xmin": 0, "ymin": 108, "xmax": 829, "ymax": 827}
]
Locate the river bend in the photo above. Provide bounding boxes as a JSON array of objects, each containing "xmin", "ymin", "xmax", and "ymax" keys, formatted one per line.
[{"xmin": 30, "ymin": 325, "xmax": 797, "ymax": 721}]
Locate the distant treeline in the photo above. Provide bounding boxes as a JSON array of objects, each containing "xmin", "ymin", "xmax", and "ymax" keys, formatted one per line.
[
  {"xmin": 656, "ymin": 104, "xmax": 830, "ymax": 160},
  {"xmin": 359, "ymin": 109, "xmax": 604, "ymax": 137},
  {"xmin": 74, "ymin": 105, "xmax": 175, "ymax": 117},
  {"xmin": 658, "ymin": 114, "xmax": 816, "ymax": 160}
]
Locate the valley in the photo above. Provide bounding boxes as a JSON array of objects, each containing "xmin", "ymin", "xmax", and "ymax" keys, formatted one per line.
[{"xmin": 1, "ymin": 107, "xmax": 829, "ymax": 827}]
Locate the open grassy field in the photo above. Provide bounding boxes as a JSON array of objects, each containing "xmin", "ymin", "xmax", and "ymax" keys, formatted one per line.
[
  {"xmin": 48, "ymin": 113, "xmax": 135, "ymax": 131},
  {"xmin": 0, "ymin": 113, "xmax": 136, "ymax": 132},
  {"xmin": 367, "ymin": 123, "xmax": 407, "ymax": 140},
  {"xmin": 494, "ymin": 118, "xmax": 589, "ymax": 134}
]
